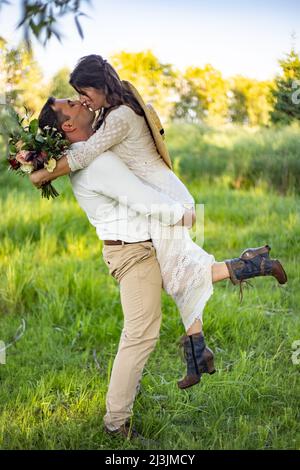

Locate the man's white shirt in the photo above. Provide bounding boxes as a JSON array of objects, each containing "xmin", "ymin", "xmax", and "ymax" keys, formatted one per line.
[{"xmin": 69, "ymin": 149, "xmax": 185, "ymax": 242}]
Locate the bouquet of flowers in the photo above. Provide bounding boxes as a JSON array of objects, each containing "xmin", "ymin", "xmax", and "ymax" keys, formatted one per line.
[{"xmin": 8, "ymin": 112, "xmax": 70, "ymax": 199}]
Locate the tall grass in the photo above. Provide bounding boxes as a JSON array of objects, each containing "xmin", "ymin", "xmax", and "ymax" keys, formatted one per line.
[
  {"xmin": 0, "ymin": 125, "xmax": 299, "ymax": 450},
  {"xmin": 167, "ymin": 122, "xmax": 300, "ymax": 195}
]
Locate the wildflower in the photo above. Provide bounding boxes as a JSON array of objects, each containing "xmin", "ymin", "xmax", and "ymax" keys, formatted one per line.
[
  {"xmin": 44, "ymin": 158, "xmax": 57, "ymax": 173},
  {"xmin": 20, "ymin": 163, "xmax": 34, "ymax": 173},
  {"xmin": 16, "ymin": 140, "xmax": 24, "ymax": 151}
]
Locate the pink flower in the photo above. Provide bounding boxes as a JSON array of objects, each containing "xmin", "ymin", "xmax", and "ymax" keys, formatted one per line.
[{"xmin": 16, "ymin": 150, "xmax": 30, "ymax": 165}]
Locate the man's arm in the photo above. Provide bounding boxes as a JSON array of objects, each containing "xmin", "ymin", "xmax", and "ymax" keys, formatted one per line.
[{"xmin": 87, "ymin": 152, "xmax": 188, "ymax": 226}]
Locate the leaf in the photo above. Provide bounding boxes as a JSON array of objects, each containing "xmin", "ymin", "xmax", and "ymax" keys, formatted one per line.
[
  {"xmin": 29, "ymin": 119, "xmax": 39, "ymax": 134},
  {"xmin": 0, "ymin": 0, "xmax": 11, "ymax": 9},
  {"xmin": 35, "ymin": 134, "xmax": 45, "ymax": 143},
  {"xmin": 74, "ymin": 15, "xmax": 84, "ymax": 39},
  {"xmin": 9, "ymin": 143, "xmax": 17, "ymax": 154}
]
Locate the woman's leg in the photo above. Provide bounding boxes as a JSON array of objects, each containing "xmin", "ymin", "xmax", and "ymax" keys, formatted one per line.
[
  {"xmin": 212, "ymin": 261, "xmax": 230, "ymax": 283},
  {"xmin": 180, "ymin": 247, "xmax": 288, "ymax": 388},
  {"xmin": 186, "ymin": 262, "xmax": 229, "ymax": 335},
  {"xmin": 187, "ymin": 319, "xmax": 202, "ymax": 335}
]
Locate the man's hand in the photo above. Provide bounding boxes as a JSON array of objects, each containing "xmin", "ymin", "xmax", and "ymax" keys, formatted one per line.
[{"xmin": 29, "ymin": 169, "xmax": 52, "ymax": 188}]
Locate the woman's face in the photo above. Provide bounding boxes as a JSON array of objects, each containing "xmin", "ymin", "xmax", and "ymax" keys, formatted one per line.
[{"xmin": 77, "ymin": 87, "xmax": 109, "ymax": 111}]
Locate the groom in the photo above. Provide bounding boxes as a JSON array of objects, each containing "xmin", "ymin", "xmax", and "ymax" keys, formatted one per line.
[{"xmin": 30, "ymin": 97, "xmax": 190, "ymax": 441}]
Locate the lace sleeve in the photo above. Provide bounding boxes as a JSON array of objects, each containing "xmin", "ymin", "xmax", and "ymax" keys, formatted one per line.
[{"xmin": 65, "ymin": 109, "xmax": 131, "ymax": 172}]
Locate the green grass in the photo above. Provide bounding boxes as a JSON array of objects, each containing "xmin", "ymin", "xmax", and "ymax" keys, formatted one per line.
[
  {"xmin": 0, "ymin": 127, "xmax": 299, "ymax": 450},
  {"xmin": 167, "ymin": 122, "xmax": 300, "ymax": 195}
]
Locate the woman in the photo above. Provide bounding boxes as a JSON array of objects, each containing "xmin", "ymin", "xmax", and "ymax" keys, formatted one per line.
[{"xmin": 29, "ymin": 55, "xmax": 288, "ymax": 389}]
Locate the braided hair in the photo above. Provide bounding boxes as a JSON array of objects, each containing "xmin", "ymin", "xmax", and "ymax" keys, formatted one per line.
[{"xmin": 69, "ymin": 54, "xmax": 144, "ymax": 129}]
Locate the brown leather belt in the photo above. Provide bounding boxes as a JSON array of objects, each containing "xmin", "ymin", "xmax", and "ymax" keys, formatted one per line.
[{"xmin": 103, "ymin": 239, "xmax": 152, "ymax": 246}]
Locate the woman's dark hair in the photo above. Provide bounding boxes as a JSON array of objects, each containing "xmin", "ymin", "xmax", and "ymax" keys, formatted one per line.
[{"xmin": 69, "ymin": 54, "xmax": 144, "ymax": 129}]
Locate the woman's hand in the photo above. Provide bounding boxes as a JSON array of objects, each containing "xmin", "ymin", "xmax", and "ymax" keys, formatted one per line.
[
  {"xmin": 186, "ymin": 207, "xmax": 196, "ymax": 227},
  {"xmin": 175, "ymin": 207, "xmax": 196, "ymax": 228},
  {"xmin": 191, "ymin": 209, "xmax": 196, "ymax": 227},
  {"xmin": 29, "ymin": 169, "xmax": 52, "ymax": 188}
]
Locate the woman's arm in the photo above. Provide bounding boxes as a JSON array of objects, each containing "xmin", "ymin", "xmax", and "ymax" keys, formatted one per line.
[
  {"xmin": 66, "ymin": 107, "xmax": 131, "ymax": 172},
  {"xmin": 29, "ymin": 155, "xmax": 70, "ymax": 187},
  {"xmin": 29, "ymin": 106, "xmax": 132, "ymax": 187}
]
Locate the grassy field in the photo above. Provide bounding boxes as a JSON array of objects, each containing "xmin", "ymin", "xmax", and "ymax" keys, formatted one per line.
[{"xmin": 0, "ymin": 124, "xmax": 299, "ymax": 450}]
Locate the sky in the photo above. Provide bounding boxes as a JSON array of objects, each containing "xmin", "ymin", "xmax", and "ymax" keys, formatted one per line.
[{"xmin": 0, "ymin": 0, "xmax": 299, "ymax": 81}]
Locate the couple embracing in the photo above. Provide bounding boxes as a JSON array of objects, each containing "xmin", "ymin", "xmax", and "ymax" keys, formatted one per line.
[{"xmin": 21, "ymin": 54, "xmax": 287, "ymax": 441}]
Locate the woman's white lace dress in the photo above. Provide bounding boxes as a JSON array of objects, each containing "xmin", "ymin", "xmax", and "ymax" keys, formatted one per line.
[{"xmin": 66, "ymin": 105, "xmax": 216, "ymax": 331}]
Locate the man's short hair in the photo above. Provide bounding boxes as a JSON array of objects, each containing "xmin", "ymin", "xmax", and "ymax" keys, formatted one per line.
[{"xmin": 38, "ymin": 97, "xmax": 69, "ymax": 136}]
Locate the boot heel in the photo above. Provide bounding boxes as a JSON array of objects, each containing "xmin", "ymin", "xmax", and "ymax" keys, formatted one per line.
[
  {"xmin": 271, "ymin": 259, "xmax": 288, "ymax": 284},
  {"xmin": 205, "ymin": 355, "xmax": 216, "ymax": 374},
  {"xmin": 207, "ymin": 361, "xmax": 216, "ymax": 375},
  {"xmin": 199, "ymin": 347, "xmax": 216, "ymax": 374}
]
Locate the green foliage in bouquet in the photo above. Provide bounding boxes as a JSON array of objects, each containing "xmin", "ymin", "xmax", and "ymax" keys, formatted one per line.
[{"xmin": 7, "ymin": 108, "xmax": 70, "ymax": 199}]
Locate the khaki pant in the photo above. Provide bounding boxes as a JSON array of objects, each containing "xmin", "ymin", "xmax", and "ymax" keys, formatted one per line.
[{"xmin": 101, "ymin": 241, "xmax": 162, "ymax": 430}]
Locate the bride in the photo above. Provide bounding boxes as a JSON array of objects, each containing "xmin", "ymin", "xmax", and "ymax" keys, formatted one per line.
[{"xmin": 26, "ymin": 54, "xmax": 288, "ymax": 389}]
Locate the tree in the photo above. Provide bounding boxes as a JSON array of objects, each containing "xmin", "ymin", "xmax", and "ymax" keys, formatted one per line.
[
  {"xmin": 0, "ymin": 36, "xmax": 47, "ymax": 115},
  {"xmin": 172, "ymin": 64, "xmax": 229, "ymax": 125},
  {"xmin": 229, "ymin": 76, "xmax": 273, "ymax": 126},
  {"xmin": 0, "ymin": 36, "xmax": 48, "ymax": 162},
  {"xmin": 110, "ymin": 50, "xmax": 178, "ymax": 122},
  {"xmin": 271, "ymin": 48, "xmax": 300, "ymax": 124},
  {"xmin": 48, "ymin": 67, "xmax": 75, "ymax": 99},
  {"xmin": 0, "ymin": 0, "xmax": 90, "ymax": 47}
]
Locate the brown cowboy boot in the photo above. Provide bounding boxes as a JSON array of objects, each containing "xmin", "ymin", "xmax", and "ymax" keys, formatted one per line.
[
  {"xmin": 104, "ymin": 419, "xmax": 159, "ymax": 446},
  {"xmin": 224, "ymin": 244, "xmax": 287, "ymax": 302},
  {"xmin": 177, "ymin": 332, "xmax": 216, "ymax": 390}
]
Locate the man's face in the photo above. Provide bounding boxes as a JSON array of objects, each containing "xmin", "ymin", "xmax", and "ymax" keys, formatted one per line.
[{"xmin": 52, "ymin": 98, "xmax": 95, "ymax": 138}]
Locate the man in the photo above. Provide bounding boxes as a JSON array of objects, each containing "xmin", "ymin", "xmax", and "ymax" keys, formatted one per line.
[{"xmin": 33, "ymin": 98, "xmax": 190, "ymax": 441}]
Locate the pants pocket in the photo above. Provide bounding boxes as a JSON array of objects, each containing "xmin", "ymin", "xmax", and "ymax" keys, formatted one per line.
[
  {"xmin": 102, "ymin": 243, "xmax": 156, "ymax": 283},
  {"xmin": 102, "ymin": 247, "xmax": 119, "ymax": 275}
]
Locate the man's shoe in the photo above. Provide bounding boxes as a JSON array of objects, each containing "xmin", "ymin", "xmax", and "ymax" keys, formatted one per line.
[
  {"xmin": 104, "ymin": 420, "xmax": 143, "ymax": 441},
  {"xmin": 104, "ymin": 420, "xmax": 159, "ymax": 447},
  {"xmin": 224, "ymin": 244, "xmax": 288, "ymax": 302},
  {"xmin": 177, "ymin": 332, "xmax": 216, "ymax": 390}
]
